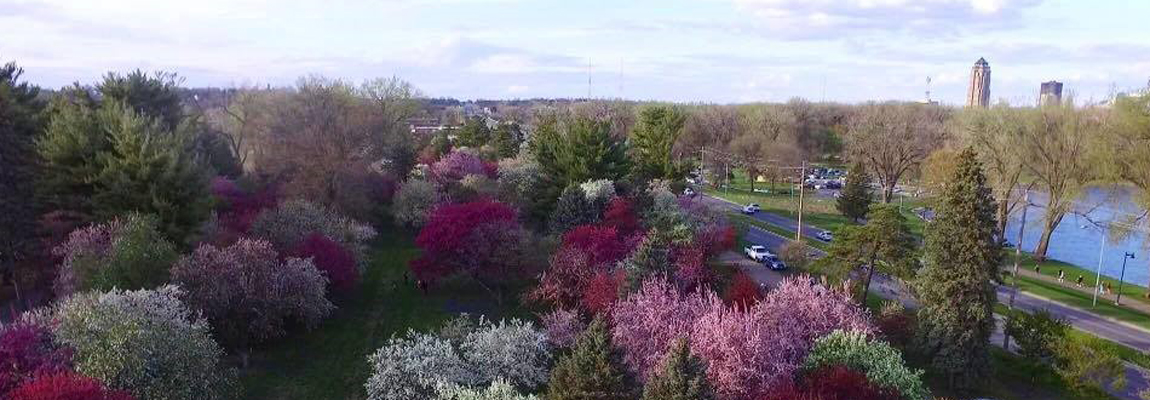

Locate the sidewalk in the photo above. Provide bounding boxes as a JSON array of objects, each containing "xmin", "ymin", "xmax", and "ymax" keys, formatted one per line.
[{"xmin": 1014, "ymin": 266, "xmax": 1150, "ymax": 316}]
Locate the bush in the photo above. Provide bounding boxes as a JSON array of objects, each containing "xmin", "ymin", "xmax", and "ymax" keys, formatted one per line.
[
  {"xmin": 549, "ymin": 186, "xmax": 601, "ymax": 234},
  {"xmin": 290, "ymin": 232, "xmax": 360, "ymax": 293},
  {"xmin": 875, "ymin": 300, "xmax": 913, "ymax": 348},
  {"xmin": 803, "ymin": 330, "xmax": 929, "ymax": 400},
  {"xmin": 1052, "ymin": 334, "xmax": 1126, "ymax": 394},
  {"xmin": 793, "ymin": 365, "xmax": 901, "ymax": 400},
  {"xmin": 1005, "ymin": 309, "xmax": 1069, "ymax": 363},
  {"xmin": 601, "ymin": 197, "xmax": 641, "ymax": 235},
  {"xmin": 778, "ymin": 240, "xmax": 810, "ymax": 270},
  {"xmin": 51, "ymin": 286, "xmax": 235, "ymax": 400},
  {"xmin": 171, "ymin": 239, "xmax": 334, "ymax": 351},
  {"xmin": 52, "ymin": 213, "xmax": 177, "ymax": 297},
  {"xmin": 8, "ymin": 373, "xmax": 135, "ymax": 400},
  {"xmin": 0, "ymin": 321, "xmax": 73, "ymax": 396},
  {"xmin": 724, "ymin": 272, "xmax": 763, "ymax": 309},
  {"xmin": 392, "ymin": 179, "xmax": 442, "ymax": 228},
  {"xmin": 249, "ymin": 199, "xmax": 376, "ymax": 267},
  {"xmin": 365, "ymin": 317, "xmax": 551, "ymax": 400}
]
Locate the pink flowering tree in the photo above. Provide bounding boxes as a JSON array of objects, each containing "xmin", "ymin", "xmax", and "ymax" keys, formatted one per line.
[
  {"xmin": 530, "ymin": 225, "xmax": 633, "ymax": 310},
  {"xmin": 540, "ymin": 308, "xmax": 586, "ymax": 349},
  {"xmin": 610, "ymin": 278, "xmax": 718, "ymax": 381},
  {"xmin": 170, "ymin": 239, "xmax": 334, "ymax": 363},
  {"xmin": 429, "ymin": 150, "xmax": 492, "ymax": 184}
]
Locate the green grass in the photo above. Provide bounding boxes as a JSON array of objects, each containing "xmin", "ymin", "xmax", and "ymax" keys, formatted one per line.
[
  {"xmin": 1011, "ymin": 275, "xmax": 1150, "ymax": 330},
  {"xmin": 1010, "ymin": 253, "xmax": 1150, "ymax": 307},
  {"xmin": 239, "ymin": 228, "xmax": 528, "ymax": 400}
]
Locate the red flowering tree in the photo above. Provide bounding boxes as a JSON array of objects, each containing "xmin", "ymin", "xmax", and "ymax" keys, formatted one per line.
[
  {"xmin": 208, "ymin": 176, "xmax": 280, "ymax": 237},
  {"xmin": 410, "ymin": 200, "xmax": 527, "ymax": 296},
  {"xmin": 581, "ymin": 270, "xmax": 623, "ymax": 316},
  {"xmin": 792, "ymin": 365, "xmax": 900, "ymax": 400},
  {"xmin": 8, "ymin": 373, "xmax": 135, "ymax": 400},
  {"xmin": 672, "ymin": 245, "xmax": 709, "ymax": 291},
  {"xmin": 561, "ymin": 225, "xmax": 630, "ymax": 266},
  {"xmin": 725, "ymin": 272, "xmax": 763, "ymax": 309},
  {"xmin": 601, "ymin": 197, "xmax": 641, "ymax": 235},
  {"xmin": 611, "ymin": 278, "xmax": 719, "ymax": 381},
  {"xmin": 530, "ymin": 247, "xmax": 594, "ymax": 309},
  {"xmin": 289, "ymin": 232, "xmax": 359, "ymax": 293},
  {"xmin": 530, "ymin": 224, "xmax": 633, "ymax": 311},
  {"xmin": 0, "ymin": 322, "xmax": 73, "ymax": 395}
]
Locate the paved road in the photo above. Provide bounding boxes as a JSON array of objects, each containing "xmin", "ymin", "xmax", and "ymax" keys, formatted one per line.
[
  {"xmin": 698, "ymin": 194, "xmax": 832, "ymax": 242},
  {"xmin": 707, "ymin": 193, "xmax": 1150, "ymax": 400}
]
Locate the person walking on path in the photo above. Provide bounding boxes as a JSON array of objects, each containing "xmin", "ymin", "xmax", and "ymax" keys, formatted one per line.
[
  {"xmin": 1058, "ymin": 269, "xmax": 1066, "ymax": 283},
  {"xmin": 1106, "ymin": 281, "xmax": 1114, "ymax": 295},
  {"xmin": 1075, "ymin": 274, "xmax": 1084, "ymax": 288}
]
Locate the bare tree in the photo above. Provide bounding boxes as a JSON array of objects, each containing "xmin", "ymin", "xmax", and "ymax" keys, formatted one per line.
[
  {"xmin": 1013, "ymin": 103, "xmax": 1098, "ymax": 260},
  {"xmin": 952, "ymin": 106, "xmax": 1035, "ymax": 243},
  {"xmin": 206, "ymin": 88, "xmax": 285, "ymax": 171},
  {"xmin": 845, "ymin": 103, "xmax": 947, "ymax": 203}
]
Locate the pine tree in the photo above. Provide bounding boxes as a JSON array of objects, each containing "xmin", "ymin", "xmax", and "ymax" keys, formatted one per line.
[
  {"xmin": 0, "ymin": 60, "xmax": 46, "ymax": 287},
  {"xmin": 492, "ymin": 122, "xmax": 523, "ymax": 159},
  {"xmin": 827, "ymin": 204, "xmax": 917, "ymax": 303},
  {"xmin": 913, "ymin": 147, "xmax": 999, "ymax": 388},
  {"xmin": 641, "ymin": 338, "xmax": 714, "ymax": 400},
  {"xmin": 456, "ymin": 117, "xmax": 492, "ymax": 148},
  {"xmin": 630, "ymin": 106, "xmax": 687, "ymax": 181},
  {"xmin": 546, "ymin": 317, "xmax": 635, "ymax": 400},
  {"xmin": 836, "ymin": 163, "xmax": 873, "ymax": 223}
]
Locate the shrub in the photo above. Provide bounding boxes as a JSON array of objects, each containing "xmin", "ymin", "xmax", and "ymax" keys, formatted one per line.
[
  {"xmin": 1005, "ymin": 308, "xmax": 1069, "ymax": 363},
  {"xmin": 365, "ymin": 317, "xmax": 551, "ymax": 400},
  {"xmin": 778, "ymin": 240, "xmax": 810, "ymax": 270},
  {"xmin": 1052, "ymin": 334, "xmax": 1127, "ymax": 394},
  {"xmin": 875, "ymin": 300, "xmax": 913, "ymax": 348},
  {"xmin": 8, "ymin": 373, "xmax": 135, "ymax": 400},
  {"xmin": 549, "ymin": 186, "xmax": 601, "ymax": 234},
  {"xmin": 431, "ymin": 150, "xmax": 491, "ymax": 184},
  {"xmin": 171, "ymin": 239, "xmax": 334, "ymax": 351},
  {"xmin": 724, "ymin": 272, "xmax": 763, "ymax": 309},
  {"xmin": 0, "ymin": 321, "xmax": 73, "ymax": 396},
  {"xmin": 495, "ymin": 154, "xmax": 541, "ymax": 208},
  {"xmin": 803, "ymin": 330, "xmax": 929, "ymax": 400},
  {"xmin": 601, "ymin": 197, "xmax": 641, "ymax": 235},
  {"xmin": 392, "ymin": 179, "xmax": 442, "ymax": 228},
  {"xmin": 580, "ymin": 179, "xmax": 616, "ymax": 208},
  {"xmin": 52, "ymin": 213, "xmax": 177, "ymax": 297},
  {"xmin": 51, "ymin": 286, "xmax": 235, "ymax": 400},
  {"xmin": 459, "ymin": 174, "xmax": 500, "ymax": 201},
  {"xmin": 796, "ymin": 365, "xmax": 901, "ymax": 400},
  {"xmin": 290, "ymin": 232, "xmax": 360, "ymax": 293},
  {"xmin": 249, "ymin": 199, "xmax": 376, "ymax": 267}
]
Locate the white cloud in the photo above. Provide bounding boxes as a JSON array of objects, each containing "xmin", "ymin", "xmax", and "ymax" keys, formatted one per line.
[{"xmin": 731, "ymin": 0, "xmax": 1042, "ymax": 37}]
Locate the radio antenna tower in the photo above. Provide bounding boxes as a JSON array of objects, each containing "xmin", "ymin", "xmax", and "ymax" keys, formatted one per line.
[
  {"xmin": 925, "ymin": 76, "xmax": 933, "ymax": 103},
  {"xmin": 586, "ymin": 57, "xmax": 592, "ymax": 99}
]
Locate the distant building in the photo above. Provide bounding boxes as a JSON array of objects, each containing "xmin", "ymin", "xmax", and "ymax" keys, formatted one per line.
[
  {"xmin": 966, "ymin": 58, "xmax": 991, "ymax": 108},
  {"xmin": 1039, "ymin": 81, "xmax": 1063, "ymax": 106}
]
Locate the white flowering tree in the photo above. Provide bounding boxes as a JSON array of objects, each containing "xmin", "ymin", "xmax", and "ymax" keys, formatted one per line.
[
  {"xmin": 366, "ymin": 317, "xmax": 551, "ymax": 400},
  {"xmin": 51, "ymin": 285, "xmax": 235, "ymax": 400},
  {"xmin": 435, "ymin": 379, "xmax": 540, "ymax": 400}
]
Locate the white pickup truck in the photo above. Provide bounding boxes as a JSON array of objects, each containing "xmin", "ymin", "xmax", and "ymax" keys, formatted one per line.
[{"xmin": 744, "ymin": 245, "xmax": 774, "ymax": 262}]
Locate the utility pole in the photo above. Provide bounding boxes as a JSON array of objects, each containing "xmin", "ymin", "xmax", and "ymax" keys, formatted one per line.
[
  {"xmin": 796, "ymin": 160, "xmax": 807, "ymax": 242},
  {"xmin": 1003, "ymin": 192, "xmax": 1029, "ymax": 350},
  {"xmin": 1092, "ymin": 224, "xmax": 1108, "ymax": 308}
]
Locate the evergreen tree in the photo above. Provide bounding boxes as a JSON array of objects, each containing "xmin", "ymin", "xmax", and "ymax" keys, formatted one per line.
[
  {"xmin": 546, "ymin": 317, "xmax": 634, "ymax": 400},
  {"xmin": 492, "ymin": 122, "xmax": 523, "ymax": 159},
  {"xmin": 531, "ymin": 117, "xmax": 631, "ymax": 221},
  {"xmin": 38, "ymin": 73, "xmax": 210, "ymax": 245},
  {"xmin": 630, "ymin": 106, "xmax": 687, "ymax": 181},
  {"xmin": 641, "ymin": 338, "xmax": 714, "ymax": 400},
  {"xmin": 0, "ymin": 60, "xmax": 45, "ymax": 287},
  {"xmin": 827, "ymin": 204, "xmax": 917, "ymax": 303},
  {"xmin": 913, "ymin": 147, "xmax": 999, "ymax": 388},
  {"xmin": 836, "ymin": 163, "xmax": 873, "ymax": 223},
  {"xmin": 456, "ymin": 117, "xmax": 492, "ymax": 148},
  {"xmin": 550, "ymin": 186, "xmax": 600, "ymax": 234},
  {"xmin": 98, "ymin": 70, "xmax": 184, "ymax": 129}
]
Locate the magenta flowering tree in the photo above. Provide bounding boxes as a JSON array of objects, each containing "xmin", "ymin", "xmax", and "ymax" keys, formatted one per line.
[
  {"xmin": 0, "ymin": 321, "xmax": 73, "ymax": 396},
  {"xmin": 429, "ymin": 150, "xmax": 491, "ymax": 184},
  {"xmin": 410, "ymin": 200, "xmax": 528, "ymax": 299},
  {"xmin": 290, "ymin": 232, "xmax": 360, "ymax": 293},
  {"xmin": 610, "ymin": 278, "xmax": 718, "ymax": 381},
  {"xmin": 171, "ymin": 239, "xmax": 334, "ymax": 359}
]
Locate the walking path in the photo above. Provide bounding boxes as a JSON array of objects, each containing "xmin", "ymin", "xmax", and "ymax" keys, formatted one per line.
[{"xmin": 1013, "ymin": 266, "xmax": 1150, "ymax": 316}]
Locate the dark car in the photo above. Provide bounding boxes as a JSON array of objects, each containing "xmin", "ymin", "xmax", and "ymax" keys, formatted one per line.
[{"xmin": 764, "ymin": 255, "xmax": 787, "ymax": 271}]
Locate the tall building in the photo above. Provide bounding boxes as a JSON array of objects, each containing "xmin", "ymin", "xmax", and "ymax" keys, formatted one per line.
[
  {"xmin": 966, "ymin": 58, "xmax": 991, "ymax": 108},
  {"xmin": 1039, "ymin": 81, "xmax": 1063, "ymax": 106}
]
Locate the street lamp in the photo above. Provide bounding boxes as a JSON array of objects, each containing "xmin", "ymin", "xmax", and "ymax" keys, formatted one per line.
[{"xmin": 1116, "ymin": 251, "xmax": 1135, "ymax": 305}]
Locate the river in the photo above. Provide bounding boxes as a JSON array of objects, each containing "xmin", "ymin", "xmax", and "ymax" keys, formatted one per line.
[{"xmin": 1005, "ymin": 185, "xmax": 1150, "ymax": 286}]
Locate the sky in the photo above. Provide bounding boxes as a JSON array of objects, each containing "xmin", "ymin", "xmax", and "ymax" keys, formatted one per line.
[{"xmin": 2, "ymin": 0, "xmax": 1149, "ymax": 105}]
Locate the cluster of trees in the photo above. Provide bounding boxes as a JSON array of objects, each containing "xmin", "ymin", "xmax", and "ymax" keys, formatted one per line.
[{"xmin": 0, "ymin": 60, "xmax": 387, "ymax": 399}]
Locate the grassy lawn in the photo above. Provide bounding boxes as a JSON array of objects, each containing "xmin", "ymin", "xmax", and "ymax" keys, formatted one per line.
[
  {"xmin": 1011, "ymin": 275, "xmax": 1150, "ymax": 330},
  {"xmin": 239, "ymin": 227, "xmax": 529, "ymax": 400},
  {"xmin": 1011, "ymin": 253, "xmax": 1150, "ymax": 308}
]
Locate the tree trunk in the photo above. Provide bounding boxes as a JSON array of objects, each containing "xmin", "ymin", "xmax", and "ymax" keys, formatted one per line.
[
  {"xmin": 861, "ymin": 253, "xmax": 878, "ymax": 304},
  {"xmin": 882, "ymin": 183, "xmax": 894, "ymax": 203},
  {"xmin": 1033, "ymin": 213, "xmax": 1063, "ymax": 261},
  {"xmin": 996, "ymin": 199, "xmax": 1010, "ymax": 245}
]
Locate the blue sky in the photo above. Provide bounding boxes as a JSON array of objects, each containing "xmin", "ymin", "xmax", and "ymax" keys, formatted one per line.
[{"xmin": 2, "ymin": 0, "xmax": 1148, "ymax": 104}]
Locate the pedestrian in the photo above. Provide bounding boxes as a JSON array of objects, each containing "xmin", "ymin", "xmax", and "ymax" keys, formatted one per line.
[
  {"xmin": 1106, "ymin": 281, "xmax": 1113, "ymax": 295},
  {"xmin": 1058, "ymin": 269, "xmax": 1065, "ymax": 283},
  {"xmin": 1034, "ymin": 265, "xmax": 1040, "ymax": 275},
  {"xmin": 1075, "ymin": 275, "xmax": 1084, "ymax": 288}
]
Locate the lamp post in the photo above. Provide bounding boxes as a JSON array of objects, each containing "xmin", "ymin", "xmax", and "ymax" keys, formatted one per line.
[
  {"xmin": 1092, "ymin": 224, "xmax": 1108, "ymax": 308},
  {"xmin": 1116, "ymin": 252, "xmax": 1135, "ymax": 305}
]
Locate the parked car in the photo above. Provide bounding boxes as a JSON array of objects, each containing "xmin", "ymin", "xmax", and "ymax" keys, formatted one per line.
[
  {"xmin": 744, "ymin": 245, "xmax": 773, "ymax": 262},
  {"xmin": 764, "ymin": 256, "xmax": 787, "ymax": 271},
  {"xmin": 816, "ymin": 231, "xmax": 833, "ymax": 242},
  {"xmin": 742, "ymin": 203, "xmax": 760, "ymax": 214}
]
